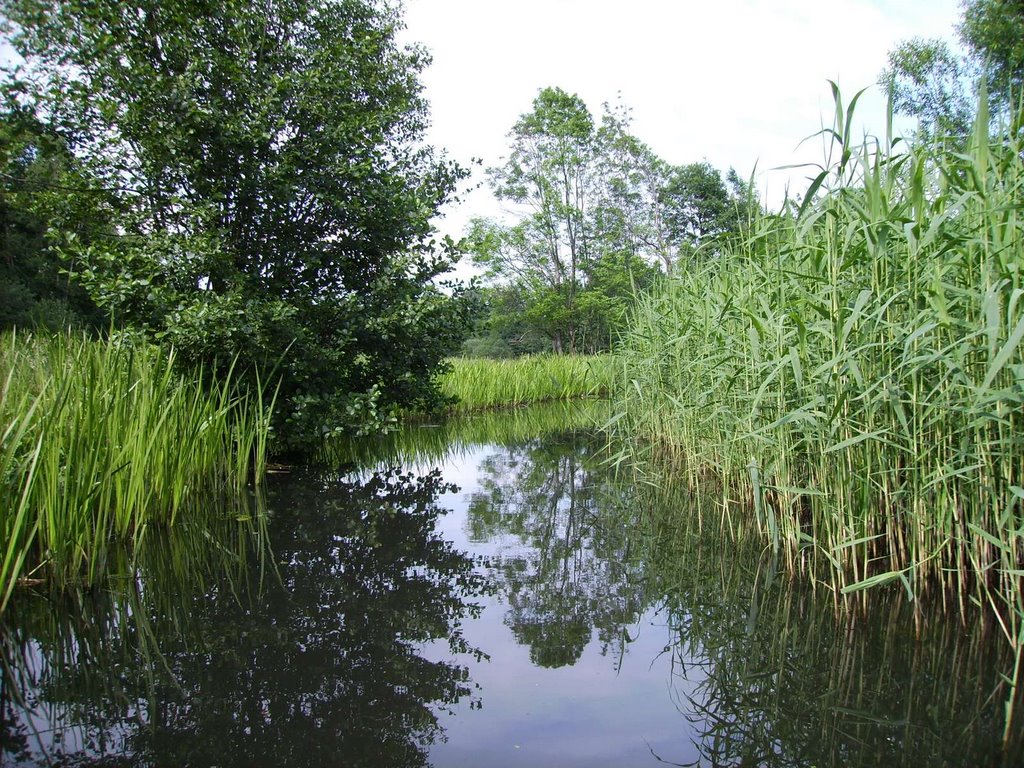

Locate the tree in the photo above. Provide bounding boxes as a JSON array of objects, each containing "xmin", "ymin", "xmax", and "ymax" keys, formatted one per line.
[
  {"xmin": 575, "ymin": 250, "xmax": 661, "ymax": 353},
  {"xmin": 960, "ymin": 0, "xmax": 1024, "ymax": 108},
  {"xmin": 478, "ymin": 87, "xmax": 595, "ymax": 353},
  {"xmin": 659, "ymin": 161, "xmax": 736, "ymax": 267},
  {"xmin": 0, "ymin": 0, "xmax": 473, "ymax": 450},
  {"xmin": 879, "ymin": 38, "xmax": 973, "ymax": 136},
  {"xmin": 880, "ymin": 0, "xmax": 1024, "ymax": 135},
  {"xmin": 468, "ymin": 90, "xmax": 676, "ymax": 354}
]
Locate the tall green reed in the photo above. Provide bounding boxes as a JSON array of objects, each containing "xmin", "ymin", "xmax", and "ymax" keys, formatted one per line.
[
  {"xmin": 0, "ymin": 332, "xmax": 273, "ymax": 610},
  {"xmin": 611, "ymin": 87, "xmax": 1024, "ymax": 740}
]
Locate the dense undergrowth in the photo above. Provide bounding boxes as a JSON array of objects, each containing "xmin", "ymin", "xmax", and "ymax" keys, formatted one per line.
[
  {"xmin": 0, "ymin": 332, "xmax": 272, "ymax": 612},
  {"xmin": 610, "ymin": 90, "xmax": 1024, "ymax": 737}
]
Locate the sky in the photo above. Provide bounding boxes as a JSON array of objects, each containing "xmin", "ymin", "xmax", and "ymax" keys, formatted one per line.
[{"xmin": 398, "ymin": 0, "xmax": 964, "ymax": 243}]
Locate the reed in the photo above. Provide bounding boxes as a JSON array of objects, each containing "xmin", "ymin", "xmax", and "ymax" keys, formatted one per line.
[
  {"xmin": 438, "ymin": 354, "xmax": 615, "ymax": 412},
  {"xmin": 610, "ymin": 87, "xmax": 1024, "ymax": 734},
  {"xmin": 0, "ymin": 331, "xmax": 273, "ymax": 611}
]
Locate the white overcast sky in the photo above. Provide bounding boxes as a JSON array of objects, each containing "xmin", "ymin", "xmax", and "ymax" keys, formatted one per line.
[{"xmin": 399, "ymin": 0, "xmax": 964, "ymax": 241}]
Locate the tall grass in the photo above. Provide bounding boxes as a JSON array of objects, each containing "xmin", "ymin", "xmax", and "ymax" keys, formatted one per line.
[
  {"xmin": 610, "ymin": 88, "xmax": 1024, "ymax": 738},
  {"xmin": 0, "ymin": 332, "xmax": 273, "ymax": 611},
  {"xmin": 438, "ymin": 354, "xmax": 615, "ymax": 412}
]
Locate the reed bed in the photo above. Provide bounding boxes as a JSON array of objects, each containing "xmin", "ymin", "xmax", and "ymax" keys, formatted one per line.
[
  {"xmin": 610, "ymin": 90, "xmax": 1024, "ymax": 734},
  {"xmin": 0, "ymin": 332, "xmax": 272, "ymax": 611},
  {"xmin": 438, "ymin": 354, "xmax": 615, "ymax": 412}
]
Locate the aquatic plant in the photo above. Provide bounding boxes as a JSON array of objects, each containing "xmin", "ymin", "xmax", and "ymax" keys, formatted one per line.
[
  {"xmin": 438, "ymin": 354, "xmax": 615, "ymax": 412},
  {"xmin": 610, "ymin": 87, "xmax": 1024, "ymax": 739},
  {"xmin": 0, "ymin": 332, "xmax": 273, "ymax": 610}
]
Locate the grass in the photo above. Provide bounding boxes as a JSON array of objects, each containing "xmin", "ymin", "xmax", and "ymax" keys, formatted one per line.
[
  {"xmin": 0, "ymin": 331, "xmax": 273, "ymax": 612},
  {"xmin": 437, "ymin": 354, "xmax": 615, "ymax": 412},
  {"xmin": 609, "ymin": 88, "xmax": 1024, "ymax": 741}
]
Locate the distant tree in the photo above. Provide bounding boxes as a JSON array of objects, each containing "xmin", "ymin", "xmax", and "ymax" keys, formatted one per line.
[
  {"xmin": 660, "ymin": 161, "xmax": 733, "ymax": 264},
  {"xmin": 469, "ymin": 90, "xmax": 683, "ymax": 355},
  {"xmin": 479, "ymin": 86, "xmax": 595, "ymax": 353},
  {"xmin": 575, "ymin": 250, "xmax": 661, "ymax": 353},
  {"xmin": 590, "ymin": 100, "xmax": 667, "ymax": 270},
  {"xmin": 960, "ymin": 0, "xmax": 1024, "ymax": 108},
  {"xmin": 0, "ymin": 0, "xmax": 473, "ymax": 450},
  {"xmin": 879, "ymin": 38, "xmax": 973, "ymax": 136},
  {"xmin": 880, "ymin": 0, "xmax": 1024, "ymax": 135}
]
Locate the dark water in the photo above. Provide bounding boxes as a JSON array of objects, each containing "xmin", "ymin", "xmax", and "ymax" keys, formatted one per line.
[{"xmin": 1, "ymin": 405, "xmax": 1021, "ymax": 767}]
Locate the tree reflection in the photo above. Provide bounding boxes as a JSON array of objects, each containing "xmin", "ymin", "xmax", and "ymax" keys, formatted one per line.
[
  {"xmin": 0, "ymin": 468, "xmax": 486, "ymax": 767},
  {"xmin": 466, "ymin": 431, "xmax": 646, "ymax": 668}
]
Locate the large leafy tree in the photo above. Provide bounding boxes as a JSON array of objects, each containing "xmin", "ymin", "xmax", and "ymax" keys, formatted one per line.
[
  {"xmin": 659, "ymin": 161, "xmax": 738, "ymax": 267},
  {"xmin": 477, "ymin": 87, "xmax": 595, "ymax": 354},
  {"xmin": 0, "ymin": 0, "xmax": 473, "ymax": 450}
]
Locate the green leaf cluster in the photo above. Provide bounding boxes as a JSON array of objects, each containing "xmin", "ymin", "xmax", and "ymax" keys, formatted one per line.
[{"xmin": 880, "ymin": 0, "xmax": 1024, "ymax": 135}]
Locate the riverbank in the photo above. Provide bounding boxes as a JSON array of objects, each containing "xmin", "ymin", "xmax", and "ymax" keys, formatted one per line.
[{"xmin": 609, "ymin": 94, "xmax": 1024, "ymax": 739}]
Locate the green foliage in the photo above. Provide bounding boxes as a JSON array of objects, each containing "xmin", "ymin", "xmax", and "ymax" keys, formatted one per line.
[
  {"xmin": 0, "ymin": 0, "xmax": 474, "ymax": 451},
  {"xmin": 0, "ymin": 90, "xmax": 107, "ymax": 331},
  {"xmin": 960, "ymin": 0, "xmax": 1024, "ymax": 105},
  {"xmin": 0, "ymin": 332, "xmax": 271, "ymax": 612},
  {"xmin": 610, "ymin": 89, "xmax": 1024, "ymax": 732},
  {"xmin": 661, "ymin": 162, "xmax": 734, "ymax": 250},
  {"xmin": 880, "ymin": 37, "xmax": 973, "ymax": 136},
  {"xmin": 881, "ymin": 0, "xmax": 1024, "ymax": 134},
  {"xmin": 467, "ymin": 89, "xmax": 730, "ymax": 355}
]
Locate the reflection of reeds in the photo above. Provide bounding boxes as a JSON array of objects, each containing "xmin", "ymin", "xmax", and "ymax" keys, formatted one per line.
[
  {"xmin": 323, "ymin": 399, "xmax": 610, "ymax": 468},
  {"xmin": 611, "ymin": 90, "xmax": 1024, "ymax": 740},
  {"xmin": 438, "ymin": 354, "xmax": 615, "ymax": 412},
  {"xmin": 0, "ymin": 496, "xmax": 270, "ymax": 762},
  {"xmin": 0, "ymin": 332, "xmax": 273, "ymax": 610},
  {"xmin": 638, "ymin": 484, "xmax": 1021, "ymax": 766}
]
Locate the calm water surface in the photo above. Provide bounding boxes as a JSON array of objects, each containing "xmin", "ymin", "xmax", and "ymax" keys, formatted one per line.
[{"xmin": 1, "ymin": 405, "xmax": 1020, "ymax": 766}]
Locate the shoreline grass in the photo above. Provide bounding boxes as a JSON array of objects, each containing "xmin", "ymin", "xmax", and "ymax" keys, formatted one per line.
[
  {"xmin": 437, "ymin": 354, "xmax": 615, "ymax": 413},
  {"xmin": 0, "ymin": 331, "xmax": 272, "ymax": 612},
  {"xmin": 609, "ymin": 90, "xmax": 1024, "ymax": 740}
]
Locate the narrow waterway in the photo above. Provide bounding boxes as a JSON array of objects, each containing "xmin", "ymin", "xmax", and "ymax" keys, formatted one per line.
[{"xmin": 1, "ymin": 404, "xmax": 1019, "ymax": 766}]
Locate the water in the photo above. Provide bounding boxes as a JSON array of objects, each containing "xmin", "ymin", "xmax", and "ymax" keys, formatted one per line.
[{"xmin": 1, "ymin": 405, "xmax": 1020, "ymax": 766}]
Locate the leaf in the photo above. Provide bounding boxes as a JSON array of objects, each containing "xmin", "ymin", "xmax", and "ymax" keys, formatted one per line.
[
  {"xmin": 981, "ymin": 311, "xmax": 1024, "ymax": 390},
  {"xmin": 823, "ymin": 429, "xmax": 889, "ymax": 454}
]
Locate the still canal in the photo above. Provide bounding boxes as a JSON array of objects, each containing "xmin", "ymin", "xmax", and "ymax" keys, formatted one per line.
[{"xmin": 1, "ymin": 404, "xmax": 1019, "ymax": 766}]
